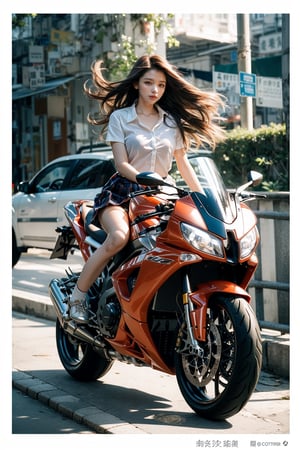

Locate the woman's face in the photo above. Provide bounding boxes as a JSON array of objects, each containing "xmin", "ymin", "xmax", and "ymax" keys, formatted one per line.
[{"xmin": 134, "ymin": 69, "xmax": 166, "ymax": 105}]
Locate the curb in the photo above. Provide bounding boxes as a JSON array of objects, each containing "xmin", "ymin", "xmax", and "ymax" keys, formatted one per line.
[
  {"xmin": 12, "ymin": 370, "xmax": 146, "ymax": 434},
  {"xmin": 12, "ymin": 289, "xmax": 290, "ymax": 379},
  {"xmin": 262, "ymin": 333, "xmax": 290, "ymax": 379},
  {"xmin": 12, "ymin": 289, "xmax": 57, "ymax": 321}
]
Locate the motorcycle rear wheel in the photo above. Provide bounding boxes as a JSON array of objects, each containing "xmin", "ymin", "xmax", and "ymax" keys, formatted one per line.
[
  {"xmin": 175, "ymin": 296, "xmax": 262, "ymax": 421},
  {"xmin": 56, "ymin": 319, "xmax": 113, "ymax": 381}
]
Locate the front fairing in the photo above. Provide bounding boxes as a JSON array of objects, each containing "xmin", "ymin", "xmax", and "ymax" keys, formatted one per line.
[{"xmin": 172, "ymin": 156, "xmax": 259, "ymax": 260}]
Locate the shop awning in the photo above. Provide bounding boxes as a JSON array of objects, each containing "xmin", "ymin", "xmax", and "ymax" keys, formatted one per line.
[
  {"xmin": 179, "ymin": 67, "xmax": 212, "ymax": 82},
  {"xmin": 12, "ymin": 75, "xmax": 75, "ymax": 101},
  {"xmin": 214, "ymin": 55, "xmax": 282, "ymax": 77}
]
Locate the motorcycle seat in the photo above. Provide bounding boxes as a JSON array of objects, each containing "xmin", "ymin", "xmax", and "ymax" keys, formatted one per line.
[{"xmin": 84, "ymin": 209, "xmax": 107, "ymax": 244}]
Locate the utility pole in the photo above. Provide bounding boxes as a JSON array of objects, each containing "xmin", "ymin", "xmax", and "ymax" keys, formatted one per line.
[
  {"xmin": 281, "ymin": 14, "xmax": 289, "ymax": 144},
  {"xmin": 237, "ymin": 14, "xmax": 253, "ymax": 130}
]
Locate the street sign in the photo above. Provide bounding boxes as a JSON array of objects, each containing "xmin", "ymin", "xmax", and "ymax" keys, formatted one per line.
[
  {"xmin": 256, "ymin": 76, "xmax": 283, "ymax": 109},
  {"xmin": 239, "ymin": 71, "xmax": 256, "ymax": 97}
]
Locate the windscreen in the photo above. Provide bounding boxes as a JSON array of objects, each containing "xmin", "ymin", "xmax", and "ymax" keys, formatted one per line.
[{"xmin": 188, "ymin": 156, "xmax": 237, "ymax": 224}]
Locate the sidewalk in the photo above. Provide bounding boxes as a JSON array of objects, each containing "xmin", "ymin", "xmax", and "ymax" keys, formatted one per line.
[
  {"xmin": 12, "ymin": 311, "xmax": 290, "ymax": 436},
  {"xmin": 12, "ymin": 249, "xmax": 290, "ymax": 379}
]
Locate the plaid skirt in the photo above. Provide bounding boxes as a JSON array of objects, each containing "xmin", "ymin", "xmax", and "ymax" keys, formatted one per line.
[{"xmin": 93, "ymin": 172, "xmax": 144, "ymax": 216}]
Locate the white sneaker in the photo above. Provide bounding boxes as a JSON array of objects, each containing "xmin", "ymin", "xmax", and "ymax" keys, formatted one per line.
[{"xmin": 69, "ymin": 299, "xmax": 89, "ymax": 324}]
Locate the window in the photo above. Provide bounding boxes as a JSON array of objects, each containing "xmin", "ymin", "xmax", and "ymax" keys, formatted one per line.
[
  {"xmin": 67, "ymin": 159, "xmax": 115, "ymax": 190},
  {"xmin": 32, "ymin": 161, "xmax": 71, "ymax": 192}
]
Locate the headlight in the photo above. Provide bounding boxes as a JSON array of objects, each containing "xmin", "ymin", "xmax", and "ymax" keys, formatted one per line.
[
  {"xmin": 180, "ymin": 222, "xmax": 224, "ymax": 258},
  {"xmin": 240, "ymin": 226, "xmax": 258, "ymax": 259}
]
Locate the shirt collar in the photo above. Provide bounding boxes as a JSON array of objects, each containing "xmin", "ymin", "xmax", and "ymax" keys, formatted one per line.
[{"xmin": 127, "ymin": 103, "xmax": 168, "ymax": 123}]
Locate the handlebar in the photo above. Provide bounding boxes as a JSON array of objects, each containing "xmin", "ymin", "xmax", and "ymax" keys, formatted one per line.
[
  {"xmin": 131, "ymin": 202, "xmax": 175, "ymax": 225},
  {"xmin": 240, "ymin": 192, "xmax": 267, "ymax": 202}
]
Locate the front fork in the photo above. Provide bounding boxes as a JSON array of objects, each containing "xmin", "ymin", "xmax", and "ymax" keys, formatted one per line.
[
  {"xmin": 179, "ymin": 273, "xmax": 205, "ymax": 358},
  {"xmin": 179, "ymin": 273, "xmax": 252, "ymax": 352}
]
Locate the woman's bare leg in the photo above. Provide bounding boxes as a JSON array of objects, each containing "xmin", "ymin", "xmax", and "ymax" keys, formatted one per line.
[
  {"xmin": 77, "ymin": 205, "xmax": 129, "ymax": 291},
  {"xmin": 70, "ymin": 205, "xmax": 129, "ymax": 322}
]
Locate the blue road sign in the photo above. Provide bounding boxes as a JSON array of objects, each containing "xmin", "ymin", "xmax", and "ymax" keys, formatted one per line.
[{"xmin": 239, "ymin": 71, "xmax": 256, "ymax": 97}]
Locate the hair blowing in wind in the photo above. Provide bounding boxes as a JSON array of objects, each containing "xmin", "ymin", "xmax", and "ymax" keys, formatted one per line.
[{"xmin": 84, "ymin": 54, "xmax": 225, "ymax": 149}]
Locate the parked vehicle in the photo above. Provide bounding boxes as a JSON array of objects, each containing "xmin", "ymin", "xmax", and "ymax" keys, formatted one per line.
[
  {"xmin": 49, "ymin": 153, "xmax": 263, "ymax": 420},
  {"xmin": 11, "ymin": 145, "xmax": 205, "ymax": 267},
  {"xmin": 12, "ymin": 147, "xmax": 115, "ymax": 267}
]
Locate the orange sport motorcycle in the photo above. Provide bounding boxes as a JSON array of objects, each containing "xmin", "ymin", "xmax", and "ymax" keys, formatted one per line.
[{"xmin": 49, "ymin": 153, "xmax": 263, "ymax": 421}]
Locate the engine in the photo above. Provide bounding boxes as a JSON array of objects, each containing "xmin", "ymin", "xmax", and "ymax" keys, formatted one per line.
[{"xmin": 96, "ymin": 286, "xmax": 121, "ymax": 338}]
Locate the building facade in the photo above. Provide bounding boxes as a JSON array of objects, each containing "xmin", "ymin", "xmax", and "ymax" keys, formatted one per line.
[{"xmin": 12, "ymin": 13, "xmax": 287, "ymax": 188}]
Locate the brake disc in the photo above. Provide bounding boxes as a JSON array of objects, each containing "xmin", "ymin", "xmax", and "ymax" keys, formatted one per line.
[{"xmin": 181, "ymin": 321, "xmax": 222, "ymax": 387}]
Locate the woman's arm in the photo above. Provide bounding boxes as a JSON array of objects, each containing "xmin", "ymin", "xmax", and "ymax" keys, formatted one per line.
[
  {"xmin": 111, "ymin": 142, "xmax": 139, "ymax": 182},
  {"xmin": 174, "ymin": 148, "xmax": 204, "ymax": 193}
]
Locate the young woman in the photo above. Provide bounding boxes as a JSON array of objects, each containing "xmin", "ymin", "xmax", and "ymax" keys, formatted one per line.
[{"xmin": 69, "ymin": 54, "xmax": 225, "ymax": 323}]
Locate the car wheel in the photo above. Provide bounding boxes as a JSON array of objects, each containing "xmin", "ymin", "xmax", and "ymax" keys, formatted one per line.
[{"xmin": 12, "ymin": 230, "xmax": 21, "ymax": 267}]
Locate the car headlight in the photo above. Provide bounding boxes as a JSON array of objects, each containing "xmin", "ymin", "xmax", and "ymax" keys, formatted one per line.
[
  {"xmin": 240, "ymin": 226, "xmax": 258, "ymax": 259},
  {"xmin": 180, "ymin": 222, "xmax": 224, "ymax": 258}
]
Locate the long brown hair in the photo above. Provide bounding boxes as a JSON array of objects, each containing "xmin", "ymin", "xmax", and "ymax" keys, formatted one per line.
[{"xmin": 84, "ymin": 54, "xmax": 225, "ymax": 149}]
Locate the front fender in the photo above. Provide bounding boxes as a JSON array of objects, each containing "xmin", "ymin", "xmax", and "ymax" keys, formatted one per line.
[{"xmin": 189, "ymin": 280, "xmax": 251, "ymax": 341}]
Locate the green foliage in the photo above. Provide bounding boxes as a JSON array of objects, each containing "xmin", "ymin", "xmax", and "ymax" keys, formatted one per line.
[
  {"xmin": 99, "ymin": 14, "xmax": 179, "ymax": 80},
  {"xmin": 106, "ymin": 36, "xmax": 138, "ymax": 80},
  {"xmin": 213, "ymin": 123, "xmax": 289, "ymax": 191},
  {"xmin": 143, "ymin": 13, "xmax": 180, "ymax": 48},
  {"xmin": 12, "ymin": 14, "xmax": 36, "ymax": 29}
]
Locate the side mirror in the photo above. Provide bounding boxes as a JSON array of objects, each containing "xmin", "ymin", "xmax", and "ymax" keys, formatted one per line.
[
  {"xmin": 247, "ymin": 170, "xmax": 263, "ymax": 187},
  {"xmin": 237, "ymin": 171, "xmax": 263, "ymax": 194},
  {"xmin": 17, "ymin": 181, "xmax": 30, "ymax": 194},
  {"xmin": 136, "ymin": 171, "xmax": 165, "ymax": 187}
]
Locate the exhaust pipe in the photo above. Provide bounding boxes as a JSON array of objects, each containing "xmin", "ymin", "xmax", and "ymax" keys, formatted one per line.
[
  {"xmin": 48, "ymin": 279, "xmax": 105, "ymax": 348},
  {"xmin": 49, "ymin": 279, "xmax": 145, "ymax": 366},
  {"xmin": 48, "ymin": 279, "xmax": 68, "ymax": 324}
]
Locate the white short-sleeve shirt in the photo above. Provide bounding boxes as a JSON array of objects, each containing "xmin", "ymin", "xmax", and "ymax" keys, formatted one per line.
[{"xmin": 106, "ymin": 103, "xmax": 184, "ymax": 178}]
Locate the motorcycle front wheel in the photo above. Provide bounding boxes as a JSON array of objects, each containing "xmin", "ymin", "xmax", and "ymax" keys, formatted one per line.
[
  {"xmin": 56, "ymin": 319, "xmax": 113, "ymax": 381},
  {"xmin": 175, "ymin": 296, "xmax": 262, "ymax": 421}
]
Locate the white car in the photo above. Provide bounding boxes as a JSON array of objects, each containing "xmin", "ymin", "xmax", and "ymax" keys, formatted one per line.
[
  {"xmin": 12, "ymin": 146, "xmax": 204, "ymax": 267},
  {"xmin": 12, "ymin": 147, "xmax": 115, "ymax": 267}
]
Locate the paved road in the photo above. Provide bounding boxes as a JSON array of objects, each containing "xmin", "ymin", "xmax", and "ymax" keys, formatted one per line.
[
  {"xmin": 12, "ymin": 311, "xmax": 290, "ymax": 436},
  {"xmin": 12, "ymin": 248, "xmax": 84, "ymax": 298},
  {"xmin": 9, "ymin": 249, "xmax": 294, "ymax": 447},
  {"xmin": 13, "ymin": 387, "xmax": 95, "ymax": 434}
]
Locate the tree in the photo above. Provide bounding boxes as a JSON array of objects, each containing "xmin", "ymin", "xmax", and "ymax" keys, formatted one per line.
[{"xmin": 93, "ymin": 14, "xmax": 179, "ymax": 79}]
